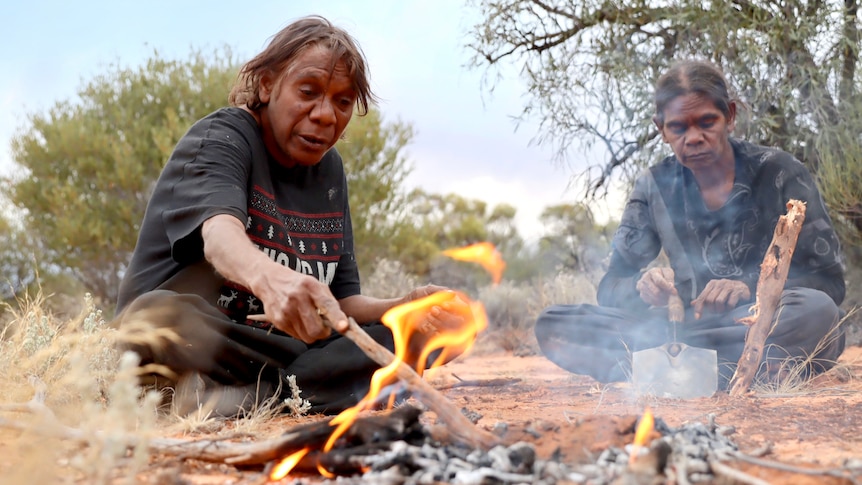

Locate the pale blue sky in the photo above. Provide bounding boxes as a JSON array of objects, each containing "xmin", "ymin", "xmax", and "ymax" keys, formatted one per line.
[{"xmin": 1, "ymin": 0, "xmax": 620, "ymax": 238}]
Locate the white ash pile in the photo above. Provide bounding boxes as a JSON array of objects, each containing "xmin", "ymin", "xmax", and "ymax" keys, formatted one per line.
[{"xmin": 300, "ymin": 411, "xmax": 741, "ymax": 484}]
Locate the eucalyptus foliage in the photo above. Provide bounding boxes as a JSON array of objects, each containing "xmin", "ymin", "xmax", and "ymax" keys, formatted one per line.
[
  {"xmin": 538, "ymin": 202, "xmax": 615, "ymax": 275},
  {"xmin": 336, "ymin": 109, "xmax": 416, "ymax": 278},
  {"xmin": 404, "ymin": 190, "xmax": 523, "ymax": 286},
  {"xmin": 467, "ymin": 0, "xmax": 862, "ymax": 240},
  {"xmin": 4, "ymin": 49, "xmax": 239, "ymax": 305}
]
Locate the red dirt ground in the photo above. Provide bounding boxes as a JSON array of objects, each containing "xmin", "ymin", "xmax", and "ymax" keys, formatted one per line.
[{"xmin": 165, "ymin": 345, "xmax": 862, "ymax": 484}]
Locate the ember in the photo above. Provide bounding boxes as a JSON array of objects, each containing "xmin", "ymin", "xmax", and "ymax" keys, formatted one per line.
[{"xmin": 263, "ymin": 406, "xmax": 747, "ymax": 484}]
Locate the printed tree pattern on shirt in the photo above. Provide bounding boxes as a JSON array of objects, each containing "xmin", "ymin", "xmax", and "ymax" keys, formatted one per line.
[{"xmin": 217, "ymin": 185, "xmax": 345, "ymax": 327}]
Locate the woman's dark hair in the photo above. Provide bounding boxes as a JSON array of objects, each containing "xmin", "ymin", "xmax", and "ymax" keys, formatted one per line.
[
  {"xmin": 229, "ymin": 15, "xmax": 376, "ymax": 114},
  {"xmin": 654, "ymin": 60, "xmax": 735, "ymax": 125}
]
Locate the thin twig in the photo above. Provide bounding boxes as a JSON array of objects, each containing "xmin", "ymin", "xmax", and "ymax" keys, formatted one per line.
[
  {"xmin": 708, "ymin": 458, "xmax": 771, "ymax": 485},
  {"xmin": 747, "ymin": 441, "xmax": 774, "ymax": 458},
  {"xmin": 728, "ymin": 450, "xmax": 862, "ymax": 483},
  {"xmin": 436, "ymin": 378, "xmax": 521, "ymax": 390}
]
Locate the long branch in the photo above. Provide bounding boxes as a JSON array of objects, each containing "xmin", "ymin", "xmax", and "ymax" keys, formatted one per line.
[
  {"xmin": 729, "ymin": 200, "xmax": 806, "ymax": 395},
  {"xmin": 330, "ymin": 317, "xmax": 500, "ymax": 450}
]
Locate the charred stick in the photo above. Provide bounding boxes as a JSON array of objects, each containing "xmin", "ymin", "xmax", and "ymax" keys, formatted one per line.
[
  {"xmin": 225, "ymin": 403, "xmax": 422, "ymax": 465},
  {"xmin": 729, "ymin": 200, "xmax": 806, "ymax": 396}
]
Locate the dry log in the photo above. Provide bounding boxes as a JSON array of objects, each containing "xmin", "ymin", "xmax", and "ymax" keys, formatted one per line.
[
  {"xmin": 728, "ymin": 200, "xmax": 806, "ymax": 396},
  {"xmin": 0, "ymin": 401, "xmax": 423, "ymax": 467}
]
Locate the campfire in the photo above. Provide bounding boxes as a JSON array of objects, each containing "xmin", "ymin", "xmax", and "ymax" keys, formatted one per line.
[
  {"xmin": 267, "ymin": 243, "xmax": 503, "ymax": 480},
  {"xmin": 257, "ymin": 404, "xmax": 749, "ymax": 484},
  {"xmin": 5, "ymin": 211, "xmax": 861, "ymax": 485},
  {"xmin": 256, "ymin": 243, "xmax": 744, "ymax": 484},
  {"xmin": 189, "ymin": 211, "xmax": 860, "ymax": 483}
]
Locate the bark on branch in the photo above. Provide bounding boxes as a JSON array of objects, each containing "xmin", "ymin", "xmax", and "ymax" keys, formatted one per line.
[{"xmin": 729, "ymin": 200, "xmax": 807, "ymax": 396}]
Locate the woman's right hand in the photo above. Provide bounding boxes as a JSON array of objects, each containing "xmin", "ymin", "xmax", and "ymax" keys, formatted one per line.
[
  {"xmin": 202, "ymin": 214, "xmax": 348, "ymax": 344},
  {"xmin": 635, "ymin": 267, "xmax": 678, "ymax": 307},
  {"xmin": 252, "ymin": 264, "xmax": 349, "ymax": 343}
]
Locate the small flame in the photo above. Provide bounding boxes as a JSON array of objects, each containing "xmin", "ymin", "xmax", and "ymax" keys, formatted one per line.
[
  {"xmin": 443, "ymin": 242, "xmax": 506, "ymax": 285},
  {"xmin": 629, "ymin": 407, "xmax": 655, "ymax": 464},
  {"xmin": 270, "ymin": 448, "xmax": 309, "ymax": 481}
]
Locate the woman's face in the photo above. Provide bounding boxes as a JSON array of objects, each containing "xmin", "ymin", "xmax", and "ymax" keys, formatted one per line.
[
  {"xmin": 655, "ymin": 93, "xmax": 736, "ymax": 173},
  {"xmin": 258, "ymin": 45, "xmax": 357, "ymax": 167}
]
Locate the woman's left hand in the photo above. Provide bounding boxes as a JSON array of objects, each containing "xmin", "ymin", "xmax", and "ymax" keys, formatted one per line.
[
  {"xmin": 401, "ymin": 286, "xmax": 471, "ymax": 335},
  {"xmin": 403, "ymin": 284, "xmax": 449, "ymax": 303}
]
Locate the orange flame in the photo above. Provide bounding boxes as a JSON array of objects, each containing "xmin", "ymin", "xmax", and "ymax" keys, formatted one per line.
[
  {"xmin": 270, "ymin": 253, "xmax": 494, "ymax": 479},
  {"xmin": 443, "ymin": 242, "xmax": 506, "ymax": 285},
  {"xmin": 629, "ymin": 407, "xmax": 655, "ymax": 464},
  {"xmin": 320, "ymin": 291, "xmax": 487, "ymax": 474},
  {"xmin": 270, "ymin": 448, "xmax": 309, "ymax": 481},
  {"xmin": 385, "ymin": 291, "xmax": 487, "ymax": 372}
]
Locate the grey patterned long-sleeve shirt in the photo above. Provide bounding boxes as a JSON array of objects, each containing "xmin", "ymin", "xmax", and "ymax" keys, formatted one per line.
[{"xmin": 598, "ymin": 138, "xmax": 845, "ymax": 310}]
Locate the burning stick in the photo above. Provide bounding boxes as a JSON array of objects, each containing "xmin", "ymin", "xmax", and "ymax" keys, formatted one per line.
[
  {"xmin": 325, "ymin": 316, "xmax": 499, "ymax": 450},
  {"xmin": 728, "ymin": 200, "xmax": 806, "ymax": 396},
  {"xmin": 248, "ymin": 312, "xmax": 499, "ymax": 450}
]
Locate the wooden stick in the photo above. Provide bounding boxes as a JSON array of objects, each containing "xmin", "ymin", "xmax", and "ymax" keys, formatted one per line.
[
  {"xmin": 335, "ymin": 317, "xmax": 499, "ymax": 449},
  {"xmin": 728, "ymin": 200, "xmax": 806, "ymax": 396},
  {"xmin": 668, "ymin": 294, "xmax": 685, "ymax": 323},
  {"xmin": 436, "ymin": 377, "xmax": 521, "ymax": 390},
  {"xmin": 248, "ymin": 313, "xmax": 499, "ymax": 450},
  {"xmin": 708, "ymin": 458, "xmax": 771, "ymax": 485}
]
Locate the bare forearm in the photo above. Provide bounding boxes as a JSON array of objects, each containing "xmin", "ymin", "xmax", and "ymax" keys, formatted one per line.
[
  {"xmin": 339, "ymin": 294, "xmax": 403, "ymax": 324},
  {"xmin": 201, "ymin": 214, "xmax": 271, "ymax": 292}
]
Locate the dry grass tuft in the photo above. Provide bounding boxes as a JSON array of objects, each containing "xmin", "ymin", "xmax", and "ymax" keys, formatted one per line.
[
  {"xmin": 363, "ymin": 259, "xmax": 419, "ymax": 299},
  {"xmin": 474, "ymin": 271, "xmax": 597, "ymax": 355},
  {"xmin": 751, "ymin": 308, "xmax": 857, "ymax": 396},
  {"xmin": 0, "ymin": 290, "xmax": 162, "ymax": 484}
]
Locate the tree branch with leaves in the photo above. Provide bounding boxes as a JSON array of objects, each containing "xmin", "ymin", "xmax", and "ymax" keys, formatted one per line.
[{"xmin": 467, "ymin": 0, "xmax": 862, "ymax": 242}]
